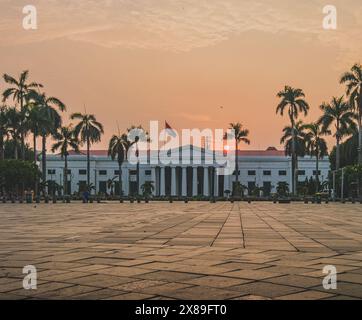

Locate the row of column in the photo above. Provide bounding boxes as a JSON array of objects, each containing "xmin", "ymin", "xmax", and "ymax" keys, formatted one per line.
[
  {"xmin": 113, "ymin": 166, "xmax": 232, "ymax": 197},
  {"xmin": 156, "ymin": 166, "xmax": 230, "ymax": 197}
]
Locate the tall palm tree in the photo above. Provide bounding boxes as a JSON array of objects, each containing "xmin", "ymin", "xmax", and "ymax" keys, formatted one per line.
[
  {"xmin": 51, "ymin": 126, "xmax": 80, "ymax": 196},
  {"xmin": 318, "ymin": 96, "xmax": 356, "ymax": 171},
  {"xmin": 0, "ymin": 106, "xmax": 9, "ymax": 161},
  {"xmin": 225, "ymin": 123, "xmax": 250, "ymax": 192},
  {"xmin": 276, "ymin": 86, "xmax": 309, "ymax": 195},
  {"xmin": 280, "ymin": 120, "xmax": 307, "ymax": 160},
  {"xmin": 6, "ymin": 107, "xmax": 22, "ymax": 160},
  {"xmin": 2, "ymin": 71, "xmax": 42, "ymax": 159},
  {"xmin": 340, "ymin": 63, "xmax": 362, "ymax": 165},
  {"xmin": 71, "ymin": 113, "xmax": 104, "ymax": 186},
  {"xmin": 24, "ymin": 104, "xmax": 50, "ymax": 196},
  {"xmin": 30, "ymin": 92, "xmax": 66, "ymax": 184},
  {"xmin": 108, "ymin": 134, "xmax": 126, "ymax": 197},
  {"xmin": 303, "ymin": 123, "xmax": 330, "ymax": 191},
  {"xmin": 126, "ymin": 125, "xmax": 149, "ymax": 194}
]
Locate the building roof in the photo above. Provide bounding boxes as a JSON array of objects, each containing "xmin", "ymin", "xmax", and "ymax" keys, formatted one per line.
[{"xmin": 66, "ymin": 148, "xmax": 286, "ymax": 157}]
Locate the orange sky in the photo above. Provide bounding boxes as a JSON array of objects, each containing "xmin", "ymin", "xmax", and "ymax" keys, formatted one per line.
[{"xmin": 1, "ymin": 0, "xmax": 362, "ymax": 151}]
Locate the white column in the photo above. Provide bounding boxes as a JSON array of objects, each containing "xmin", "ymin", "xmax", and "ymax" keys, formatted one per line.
[
  {"xmin": 171, "ymin": 167, "xmax": 177, "ymax": 196},
  {"xmin": 224, "ymin": 174, "xmax": 230, "ymax": 193},
  {"xmin": 214, "ymin": 169, "xmax": 219, "ymax": 197},
  {"xmin": 182, "ymin": 167, "xmax": 187, "ymax": 196},
  {"xmin": 123, "ymin": 167, "xmax": 129, "ymax": 196},
  {"xmin": 151, "ymin": 167, "xmax": 156, "ymax": 196},
  {"xmin": 192, "ymin": 167, "xmax": 198, "ymax": 196},
  {"xmin": 160, "ymin": 167, "xmax": 166, "ymax": 196},
  {"xmin": 203, "ymin": 167, "xmax": 209, "ymax": 196},
  {"xmin": 138, "ymin": 166, "xmax": 145, "ymax": 195}
]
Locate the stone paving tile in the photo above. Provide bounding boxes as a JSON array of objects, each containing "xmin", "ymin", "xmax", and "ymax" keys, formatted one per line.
[
  {"xmin": 277, "ymin": 290, "xmax": 336, "ymax": 300},
  {"xmin": 65, "ymin": 274, "xmax": 137, "ymax": 288},
  {"xmin": 264, "ymin": 275, "xmax": 323, "ymax": 288},
  {"xmin": 110, "ymin": 280, "xmax": 168, "ymax": 292},
  {"xmin": 0, "ymin": 202, "xmax": 361, "ymax": 300},
  {"xmin": 137, "ymin": 271, "xmax": 203, "ymax": 282},
  {"xmin": 75, "ymin": 288, "xmax": 127, "ymax": 300},
  {"xmin": 312, "ymin": 282, "xmax": 362, "ymax": 299},
  {"xmin": 163, "ymin": 285, "xmax": 243, "ymax": 300},
  {"xmin": 228, "ymin": 281, "xmax": 303, "ymax": 298},
  {"xmin": 180, "ymin": 276, "xmax": 251, "ymax": 288},
  {"xmin": 106, "ymin": 293, "xmax": 156, "ymax": 300}
]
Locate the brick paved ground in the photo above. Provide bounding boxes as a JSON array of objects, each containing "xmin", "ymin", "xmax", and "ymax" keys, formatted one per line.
[{"xmin": 0, "ymin": 202, "xmax": 361, "ymax": 300}]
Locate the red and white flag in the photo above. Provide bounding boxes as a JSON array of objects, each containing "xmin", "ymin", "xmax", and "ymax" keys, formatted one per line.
[{"xmin": 165, "ymin": 121, "xmax": 177, "ymax": 137}]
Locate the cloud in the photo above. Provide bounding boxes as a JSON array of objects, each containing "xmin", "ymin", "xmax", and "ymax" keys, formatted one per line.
[{"xmin": 1, "ymin": 0, "xmax": 361, "ymax": 61}]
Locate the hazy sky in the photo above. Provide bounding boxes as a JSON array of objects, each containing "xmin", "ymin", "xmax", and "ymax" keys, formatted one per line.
[{"xmin": 0, "ymin": 0, "xmax": 361, "ymax": 150}]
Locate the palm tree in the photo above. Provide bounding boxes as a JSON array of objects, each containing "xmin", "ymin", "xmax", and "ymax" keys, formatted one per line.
[
  {"xmin": 0, "ymin": 106, "xmax": 9, "ymax": 160},
  {"xmin": 108, "ymin": 134, "xmax": 126, "ymax": 197},
  {"xmin": 224, "ymin": 123, "xmax": 250, "ymax": 191},
  {"xmin": 280, "ymin": 120, "xmax": 308, "ymax": 160},
  {"xmin": 318, "ymin": 96, "xmax": 356, "ymax": 171},
  {"xmin": 340, "ymin": 64, "xmax": 362, "ymax": 165},
  {"xmin": 51, "ymin": 126, "xmax": 80, "ymax": 196},
  {"xmin": 141, "ymin": 181, "xmax": 154, "ymax": 198},
  {"xmin": 6, "ymin": 107, "xmax": 22, "ymax": 160},
  {"xmin": 126, "ymin": 125, "xmax": 149, "ymax": 194},
  {"xmin": 107, "ymin": 177, "xmax": 118, "ymax": 196},
  {"xmin": 30, "ymin": 92, "xmax": 66, "ymax": 184},
  {"xmin": 2, "ymin": 71, "xmax": 42, "ymax": 159},
  {"xmin": 276, "ymin": 86, "xmax": 309, "ymax": 195},
  {"xmin": 303, "ymin": 123, "xmax": 330, "ymax": 191},
  {"xmin": 24, "ymin": 104, "xmax": 51, "ymax": 196},
  {"xmin": 71, "ymin": 113, "xmax": 104, "ymax": 187}
]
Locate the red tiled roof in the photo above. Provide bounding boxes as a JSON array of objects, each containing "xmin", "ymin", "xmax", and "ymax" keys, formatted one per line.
[
  {"xmin": 67, "ymin": 149, "xmax": 285, "ymax": 157},
  {"xmin": 237, "ymin": 150, "xmax": 285, "ymax": 157}
]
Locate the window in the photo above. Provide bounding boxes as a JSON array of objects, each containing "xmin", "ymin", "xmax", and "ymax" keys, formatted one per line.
[
  {"xmin": 263, "ymin": 182, "xmax": 272, "ymax": 196},
  {"xmin": 248, "ymin": 181, "xmax": 256, "ymax": 191},
  {"xmin": 248, "ymin": 170, "xmax": 256, "ymax": 176},
  {"xmin": 66, "ymin": 169, "xmax": 71, "ymax": 175},
  {"xmin": 48, "ymin": 169, "xmax": 56, "ymax": 175},
  {"xmin": 313, "ymin": 170, "xmax": 321, "ymax": 176},
  {"xmin": 99, "ymin": 181, "xmax": 107, "ymax": 194},
  {"xmin": 298, "ymin": 170, "xmax": 306, "ymax": 176},
  {"xmin": 263, "ymin": 170, "xmax": 271, "ymax": 176},
  {"xmin": 233, "ymin": 170, "xmax": 241, "ymax": 175},
  {"xmin": 78, "ymin": 181, "xmax": 87, "ymax": 192},
  {"xmin": 99, "ymin": 170, "xmax": 107, "ymax": 176},
  {"xmin": 130, "ymin": 170, "xmax": 137, "ymax": 175},
  {"xmin": 279, "ymin": 170, "xmax": 287, "ymax": 176},
  {"xmin": 79, "ymin": 169, "xmax": 87, "ymax": 175},
  {"xmin": 114, "ymin": 170, "xmax": 120, "ymax": 175},
  {"xmin": 145, "ymin": 170, "xmax": 152, "ymax": 176}
]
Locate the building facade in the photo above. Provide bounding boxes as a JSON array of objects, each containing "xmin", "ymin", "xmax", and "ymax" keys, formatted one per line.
[{"xmin": 44, "ymin": 146, "xmax": 330, "ymax": 197}]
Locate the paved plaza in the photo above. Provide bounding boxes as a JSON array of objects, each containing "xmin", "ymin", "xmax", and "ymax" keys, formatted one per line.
[{"xmin": 0, "ymin": 202, "xmax": 361, "ymax": 300}]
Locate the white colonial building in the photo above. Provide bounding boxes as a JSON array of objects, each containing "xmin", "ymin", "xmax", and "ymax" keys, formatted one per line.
[{"xmin": 44, "ymin": 146, "xmax": 330, "ymax": 197}]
